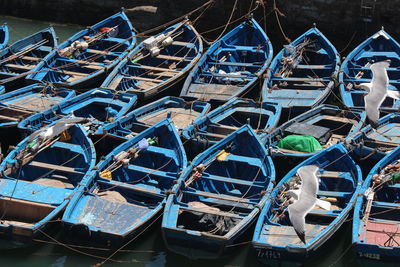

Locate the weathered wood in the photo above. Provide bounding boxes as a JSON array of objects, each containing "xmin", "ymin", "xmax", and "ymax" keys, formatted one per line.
[
  {"xmin": 272, "ymin": 77, "xmax": 328, "ymax": 82},
  {"xmin": 97, "ymin": 179, "xmax": 163, "ymax": 198},
  {"xmin": 61, "ymin": 70, "xmax": 88, "ymax": 77},
  {"xmin": 202, "ymin": 174, "xmax": 256, "ymax": 187},
  {"xmin": 184, "ymin": 189, "xmax": 252, "ymax": 204},
  {"xmin": 127, "ymin": 76, "xmax": 163, "ymax": 83},
  {"xmin": 138, "ymin": 108, "xmax": 200, "ymax": 129},
  {"xmin": 156, "ymin": 54, "xmax": 186, "ymax": 61},
  {"xmin": 172, "ymin": 41, "xmax": 191, "ymax": 47},
  {"xmin": 320, "ymin": 171, "xmax": 344, "ymax": 178},
  {"xmin": 107, "ymin": 75, "xmax": 124, "ymax": 89},
  {"xmin": 29, "ymin": 161, "xmax": 84, "ymax": 175},
  {"xmin": 0, "ymin": 114, "xmax": 21, "ymax": 121},
  {"xmin": 5, "ymin": 63, "xmax": 34, "ymax": 71},
  {"xmin": 296, "ymin": 64, "xmax": 332, "ymax": 70},
  {"xmin": 133, "ymin": 65, "xmax": 179, "ymax": 73},
  {"xmin": 87, "ymin": 49, "xmax": 110, "ymax": 55},
  {"xmin": 21, "ymin": 56, "xmax": 41, "ymax": 62},
  {"xmin": 78, "ymin": 62, "xmax": 103, "ymax": 70},
  {"xmin": 0, "ymin": 197, "xmax": 55, "ymax": 223},
  {"xmin": 148, "ymin": 71, "xmax": 176, "ymax": 78},
  {"xmin": 180, "ymin": 206, "xmax": 242, "ymax": 218},
  {"xmin": 322, "ymin": 115, "xmax": 357, "ymax": 124}
]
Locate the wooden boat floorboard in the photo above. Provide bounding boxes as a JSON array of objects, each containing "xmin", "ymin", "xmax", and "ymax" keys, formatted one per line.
[
  {"xmin": 138, "ymin": 108, "xmax": 200, "ymax": 129},
  {"xmin": 10, "ymin": 96, "xmax": 63, "ymax": 111},
  {"xmin": 266, "ymin": 224, "xmax": 327, "ymax": 246}
]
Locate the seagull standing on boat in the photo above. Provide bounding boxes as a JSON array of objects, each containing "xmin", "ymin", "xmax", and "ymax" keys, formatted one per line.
[
  {"xmin": 358, "ymin": 60, "xmax": 400, "ymax": 128},
  {"xmin": 287, "ymin": 165, "xmax": 320, "ymax": 244},
  {"xmin": 28, "ymin": 117, "xmax": 88, "ymax": 142}
]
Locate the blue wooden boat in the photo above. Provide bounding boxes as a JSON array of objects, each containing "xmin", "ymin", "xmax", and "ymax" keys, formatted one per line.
[
  {"xmin": 253, "ymin": 144, "xmax": 362, "ymax": 262},
  {"xmin": 339, "ymin": 29, "xmax": 400, "ymax": 110},
  {"xmin": 62, "ymin": 119, "xmax": 187, "ymax": 247},
  {"xmin": 263, "ymin": 105, "xmax": 365, "ymax": 159},
  {"xmin": 0, "ymin": 83, "xmax": 75, "ymax": 156},
  {"xmin": 162, "ymin": 125, "xmax": 276, "ymax": 259},
  {"xmin": 346, "ymin": 112, "xmax": 400, "ymax": 164},
  {"xmin": 18, "ymin": 89, "xmax": 137, "ymax": 134},
  {"xmin": 180, "ymin": 17, "xmax": 273, "ymax": 103},
  {"xmin": 0, "ymin": 83, "xmax": 75, "ymax": 129},
  {"xmin": 96, "ymin": 96, "xmax": 210, "ymax": 138},
  {"xmin": 182, "ymin": 97, "xmax": 281, "ymax": 152},
  {"xmin": 353, "ymin": 144, "xmax": 400, "ymax": 261},
  {"xmin": 0, "ymin": 23, "xmax": 8, "ymax": 51},
  {"xmin": 0, "ymin": 27, "xmax": 57, "ymax": 89},
  {"xmin": 262, "ymin": 26, "xmax": 339, "ymax": 112},
  {"xmin": 27, "ymin": 11, "xmax": 136, "ymax": 89},
  {"xmin": 0, "ymin": 123, "xmax": 96, "ymax": 244},
  {"xmin": 101, "ymin": 20, "xmax": 203, "ymax": 100}
]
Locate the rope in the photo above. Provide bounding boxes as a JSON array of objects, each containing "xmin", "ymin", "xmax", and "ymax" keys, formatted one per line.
[
  {"xmin": 36, "ymin": 229, "xmax": 145, "ymax": 264},
  {"xmin": 207, "ymin": 0, "xmax": 238, "ymax": 44},
  {"xmin": 136, "ymin": 0, "xmax": 215, "ymax": 37},
  {"xmin": 33, "ymin": 238, "xmax": 155, "ymax": 253},
  {"xmin": 95, "ymin": 212, "xmax": 164, "ymax": 266},
  {"xmin": 273, "ymin": 0, "xmax": 291, "ymax": 43},
  {"xmin": 339, "ymin": 31, "xmax": 357, "ymax": 55},
  {"xmin": 327, "ymin": 241, "xmax": 353, "ymax": 267}
]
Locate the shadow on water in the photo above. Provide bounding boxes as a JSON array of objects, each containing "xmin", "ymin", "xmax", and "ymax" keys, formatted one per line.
[{"xmin": 0, "ymin": 220, "xmax": 366, "ymax": 267}]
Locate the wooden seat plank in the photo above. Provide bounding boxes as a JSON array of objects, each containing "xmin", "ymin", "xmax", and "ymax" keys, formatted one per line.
[{"xmin": 29, "ymin": 161, "xmax": 84, "ymax": 175}]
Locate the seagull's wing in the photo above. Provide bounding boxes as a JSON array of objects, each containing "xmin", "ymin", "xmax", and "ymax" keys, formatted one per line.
[
  {"xmin": 288, "ymin": 165, "xmax": 319, "ymax": 244},
  {"xmin": 57, "ymin": 117, "xmax": 88, "ymax": 125},
  {"xmin": 365, "ymin": 60, "xmax": 391, "ymax": 125},
  {"xmin": 27, "ymin": 128, "xmax": 45, "ymax": 142},
  {"xmin": 358, "ymin": 82, "xmax": 372, "ymax": 92},
  {"xmin": 387, "ymin": 89, "xmax": 400, "ymax": 100},
  {"xmin": 47, "ymin": 117, "xmax": 87, "ymax": 139}
]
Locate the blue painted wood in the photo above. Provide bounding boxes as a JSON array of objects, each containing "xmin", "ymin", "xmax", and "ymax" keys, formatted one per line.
[
  {"xmin": 101, "ymin": 20, "xmax": 203, "ymax": 100},
  {"xmin": 96, "ymin": 96, "xmax": 210, "ymax": 138},
  {"xmin": 62, "ymin": 119, "xmax": 187, "ymax": 247},
  {"xmin": 339, "ymin": 29, "xmax": 400, "ymax": 111},
  {"xmin": 0, "ymin": 23, "xmax": 8, "ymax": 51},
  {"xmin": 0, "ymin": 124, "xmax": 96, "ymax": 242},
  {"xmin": 262, "ymin": 27, "xmax": 339, "ymax": 111},
  {"xmin": 27, "ymin": 11, "xmax": 136, "ymax": 89},
  {"xmin": 0, "ymin": 83, "xmax": 75, "ymax": 128},
  {"xmin": 264, "ymin": 105, "xmax": 365, "ymax": 159},
  {"xmin": 353, "ymin": 145, "xmax": 400, "ymax": 261},
  {"xmin": 180, "ymin": 17, "xmax": 273, "ymax": 103},
  {"xmin": 182, "ymin": 97, "xmax": 281, "ymax": 152},
  {"xmin": 0, "ymin": 27, "xmax": 57, "ymax": 88},
  {"xmin": 17, "ymin": 89, "xmax": 137, "ymax": 135},
  {"xmin": 253, "ymin": 144, "xmax": 362, "ymax": 262},
  {"xmin": 162, "ymin": 125, "xmax": 276, "ymax": 259},
  {"xmin": 346, "ymin": 112, "xmax": 400, "ymax": 163}
]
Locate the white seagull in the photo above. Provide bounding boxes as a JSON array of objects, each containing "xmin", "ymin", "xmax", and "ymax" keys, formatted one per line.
[
  {"xmin": 28, "ymin": 117, "xmax": 88, "ymax": 142},
  {"xmin": 286, "ymin": 189, "xmax": 331, "ymax": 211},
  {"xmin": 287, "ymin": 165, "xmax": 320, "ymax": 244},
  {"xmin": 358, "ymin": 60, "xmax": 400, "ymax": 128}
]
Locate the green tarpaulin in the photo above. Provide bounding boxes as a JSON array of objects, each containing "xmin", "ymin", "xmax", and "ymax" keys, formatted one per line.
[{"xmin": 277, "ymin": 134, "xmax": 323, "ymax": 153}]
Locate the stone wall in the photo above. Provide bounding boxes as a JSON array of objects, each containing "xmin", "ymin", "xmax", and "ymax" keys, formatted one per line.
[{"xmin": 0, "ymin": 0, "xmax": 398, "ymax": 54}]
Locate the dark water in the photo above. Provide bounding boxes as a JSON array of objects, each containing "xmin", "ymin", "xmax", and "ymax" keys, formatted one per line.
[
  {"xmin": 0, "ymin": 15, "xmax": 397, "ymax": 267},
  {"xmin": 0, "ymin": 15, "xmax": 82, "ymax": 43}
]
